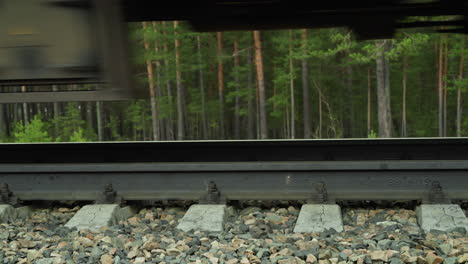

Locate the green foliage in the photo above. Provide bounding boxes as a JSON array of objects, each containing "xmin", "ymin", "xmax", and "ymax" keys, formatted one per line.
[
  {"xmin": 447, "ymin": 78, "xmax": 468, "ymax": 93},
  {"xmin": 107, "ymin": 113, "xmax": 123, "ymax": 141},
  {"xmin": 14, "ymin": 116, "xmax": 51, "ymax": 143},
  {"xmin": 3, "ymin": 24, "xmax": 467, "ymax": 141},
  {"xmin": 347, "ymin": 33, "xmax": 429, "ymax": 66},
  {"xmin": 69, "ymin": 128, "xmax": 91, "ymax": 142},
  {"xmin": 52, "ymin": 103, "xmax": 95, "ymax": 142},
  {"xmin": 387, "ymin": 33, "xmax": 430, "ymax": 59},
  {"xmin": 368, "ymin": 130, "xmax": 377, "ymax": 139}
]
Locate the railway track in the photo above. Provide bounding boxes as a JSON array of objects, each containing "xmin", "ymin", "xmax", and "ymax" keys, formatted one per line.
[
  {"xmin": 0, "ymin": 138, "xmax": 467, "ymax": 204},
  {"xmin": 0, "ymin": 139, "xmax": 466, "ymax": 263}
]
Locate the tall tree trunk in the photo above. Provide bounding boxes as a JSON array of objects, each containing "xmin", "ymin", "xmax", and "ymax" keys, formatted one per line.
[
  {"xmin": 21, "ymin": 86, "xmax": 29, "ymax": 126},
  {"xmin": 438, "ymin": 35, "xmax": 445, "ymax": 137},
  {"xmin": 18, "ymin": 103, "xmax": 22, "ymax": 128},
  {"xmin": 301, "ymin": 29, "xmax": 311, "ymax": 138},
  {"xmin": 253, "ymin": 30, "xmax": 268, "ymax": 139},
  {"xmin": 0, "ymin": 104, "xmax": 4, "ymax": 139},
  {"xmin": 96, "ymin": 101, "xmax": 104, "ymax": 141},
  {"xmin": 13, "ymin": 102, "xmax": 18, "ymax": 126},
  {"xmin": 233, "ymin": 38, "xmax": 241, "ymax": 139},
  {"xmin": 402, "ymin": 55, "xmax": 407, "ymax": 137},
  {"xmin": 247, "ymin": 48, "xmax": 256, "ymax": 139},
  {"xmin": 375, "ymin": 40, "xmax": 392, "ymax": 138},
  {"xmin": 196, "ymin": 35, "xmax": 208, "ymax": 139},
  {"xmin": 142, "ymin": 22, "xmax": 160, "ymax": 141},
  {"xmin": 443, "ymin": 37, "xmax": 449, "ymax": 137},
  {"xmin": 52, "ymin": 85, "xmax": 60, "ymax": 137},
  {"xmin": 152, "ymin": 21, "xmax": 164, "ymax": 140},
  {"xmin": 174, "ymin": 21, "xmax": 185, "ymax": 140},
  {"xmin": 318, "ymin": 88, "xmax": 323, "ymax": 138},
  {"xmin": 5, "ymin": 101, "xmax": 11, "ymax": 137},
  {"xmin": 142, "ymin": 111, "xmax": 147, "ymax": 140},
  {"xmin": 86, "ymin": 103, "xmax": 93, "ymax": 133},
  {"xmin": 285, "ymin": 104, "xmax": 290, "ymax": 138},
  {"xmin": 216, "ymin": 32, "xmax": 225, "ymax": 139},
  {"xmin": 35, "ymin": 100, "xmax": 41, "ymax": 119},
  {"xmin": 367, "ymin": 68, "xmax": 372, "ymax": 136},
  {"xmin": 289, "ymin": 30, "xmax": 295, "ymax": 139},
  {"xmin": 162, "ymin": 22, "xmax": 174, "ymax": 140},
  {"xmin": 346, "ymin": 64, "xmax": 354, "ymax": 137},
  {"xmin": 457, "ymin": 37, "xmax": 465, "ymax": 137}
]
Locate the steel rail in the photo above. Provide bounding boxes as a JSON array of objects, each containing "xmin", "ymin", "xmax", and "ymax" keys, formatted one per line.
[
  {"xmin": 2, "ymin": 138, "xmax": 468, "ymax": 163},
  {"xmin": 0, "ymin": 139, "xmax": 467, "ymax": 202}
]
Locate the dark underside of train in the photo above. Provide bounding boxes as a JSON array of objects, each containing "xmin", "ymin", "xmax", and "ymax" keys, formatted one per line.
[
  {"xmin": 0, "ymin": 0, "xmax": 466, "ymax": 102},
  {"xmin": 123, "ymin": 0, "xmax": 468, "ymax": 38}
]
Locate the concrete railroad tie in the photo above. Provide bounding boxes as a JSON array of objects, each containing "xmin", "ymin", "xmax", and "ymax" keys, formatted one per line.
[
  {"xmin": 417, "ymin": 204, "xmax": 468, "ymax": 233},
  {"xmin": 0, "ymin": 205, "xmax": 31, "ymax": 222},
  {"xmin": 64, "ymin": 204, "xmax": 135, "ymax": 232},
  {"xmin": 177, "ymin": 204, "xmax": 227, "ymax": 232},
  {"xmin": 294, "ymin": 204, "xmax": 344, "ymax": 233},
  {"xmin": 0, "ymin": 203, "xmax": 467, "ymax": 234}
]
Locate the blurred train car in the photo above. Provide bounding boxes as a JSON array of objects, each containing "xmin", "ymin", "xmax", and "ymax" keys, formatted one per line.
[{"xmin": 0, "ymin": 0, "xmax": 466, "ymax": 103}]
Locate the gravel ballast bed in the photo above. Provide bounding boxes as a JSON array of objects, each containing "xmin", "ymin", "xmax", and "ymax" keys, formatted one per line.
[{"xmin": 0, "ymin": 202, "xmax": 466, "ymax": 264}]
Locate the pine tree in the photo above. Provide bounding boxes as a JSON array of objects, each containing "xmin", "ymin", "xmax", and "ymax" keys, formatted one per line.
[
  {"xmin": 141, "ymin": 21, "xmax": 160, "ymax": 141},
  {"xmin": 375, "ymin": 40, "xmax": 392, "ymax": 138},
  {"xmin": 253, "ymin": 31, "xmax": 268, "ymax": 139},
  {"xmin": 174, "ymin": 21, "xmax": 185, "ymax": 140}
]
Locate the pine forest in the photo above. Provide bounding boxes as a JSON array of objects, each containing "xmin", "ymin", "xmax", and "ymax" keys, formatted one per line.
[{"xmin": 0, "ymin": 21, "xmax": 467, "ymax": 142}]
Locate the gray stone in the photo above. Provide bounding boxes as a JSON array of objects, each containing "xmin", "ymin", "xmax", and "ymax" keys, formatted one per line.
[
  {"xmin": 238, "ymin": 233, "xmax": 252, "ymax": 239},
  {"xmin": 65, "ymin": 204, "xmax": 135, "ymax": 231},
  {"xmin": 118, "ymin": 206, "xmax": 136, "ymax": 221},
  {"xmin": 0, "ymin": 205, "xmax": 15, "ymax": 222},
  {"xmin": 443, "ymin": 257, "xmax": 457, "ymax": 264},
  {"xmin": 293, "ymin": 204, "xmax": 344, "ymax": 233},
  {"xmin": 257, "ymin": 249, "xmax": 270, "ymax": 258},
  {"xmin": 265, "ymin": 214, "xmax": 282, "ymax": 222},
  {"xmin": 239, "ymin": 224, "xmax": 249, "ymax": 232},
  {"xmin": 0, "ymin": 205, "xmax": 32, "ymax": 222},
  {"xmin": 91, "ymin": 247, "xmax": 104, "ymax": 259},
  {"xmin": 240, "ymin": 207, "xmax": 262, "ymax": 216},
  {"xmin": 448, "ymin": 226, "xmax": 466, "ymax": 234},
  {"xmin": 389, "ymin": 258, "xmax": 404, "ymax": 264},
  {"xmin": 374, "ymin": 233, "xmax": 386, "ymax": 240},
  {"xmin": 250, "ymin": 224, "xmax": 271, "ymax": 238},
  {"xmin": 15, "ymin": 206, "xmax": 32, "ymax": 219},
  {"xmin": 34, "ymin": 259, "xmax": 55, "ymax": 264},
  {"xmin": 176, "ymin": 204, "xmax": 226, "ymax": 232},
  {"xmin": 416, "ymin": 204, "xmax": 468, "ymax": 233},
  {"xmin": 377, "ymin": 239, "xmax": 393, "ymax": 249},
  {"xmin": 319, "ymin": 249, "xmax": 332, "ymax": 259},
  {"xmin": 376, "ymin": 221, "xmax": 399, "ymax": 227},
  {"xmin": 339, "ymin": 252, "xmax": 349, "ymax": 260},
  {"xmin": 438, "ymin": 243, "xmax": 452, "ymax": 256},
  {"xmin": 225, "ymin": 206, "xmax": 236, "ymax": 219}
]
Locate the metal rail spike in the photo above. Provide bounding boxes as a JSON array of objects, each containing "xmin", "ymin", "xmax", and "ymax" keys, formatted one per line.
[{"xmin": 0, "ymin": 183, "xmax": 18, "ymax": 205}]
